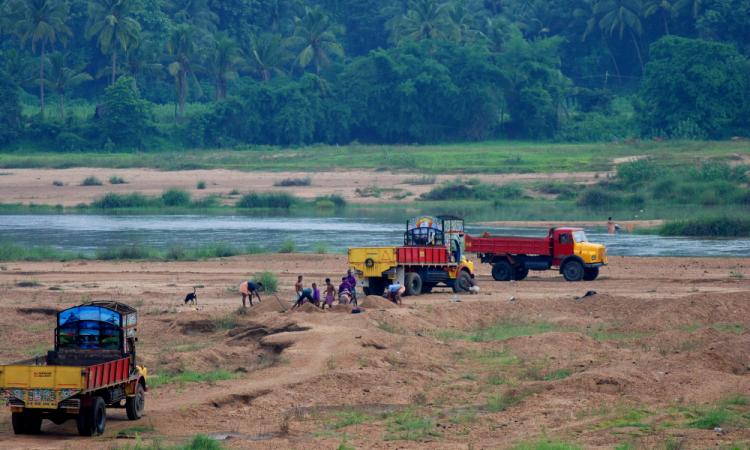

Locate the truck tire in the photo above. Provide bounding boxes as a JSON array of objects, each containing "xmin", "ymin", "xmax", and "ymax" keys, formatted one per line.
[
  {"xmin": 583, "ymin": 267, "xmax": 599, "ymax": 281},
  {"xmin": 12, "ymin": 412, "xmax": 41, "ymax": 435},
  {"xmin": 78, "ymin": 397, "xmax": 106, "ymax": 436},
  {"xmin": 452, "ymin": 271, "xmax": 472, "ymax": 293},
  {"xmin": 515, "ymin": 266, "xmax": 529, "ymax": 281},
  {"xmin": 126, "ymin": 382, "xmax": 145, "ymax": 420},
  {"xmin": 491, "ymin": 261, "xmax": 512, "ymax": 281},
  {"xmin": 562, "ymin": 260, "xmax": 584, "ymax": 282},
  {"xmin": 363, "ymin": 277, "xmax": 386, "ymax": 296},
  {"xmin": 404, "ymin": 272, "xmax": 422, "ymax": 296}
]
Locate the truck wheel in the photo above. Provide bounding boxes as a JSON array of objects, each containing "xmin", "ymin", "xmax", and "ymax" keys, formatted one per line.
[
  {"xmin": 12, "ymin": 412, "xmax": 41, "ymax": 434},
  {"xmin": 491, "ymin": 261, "xmax": 512, "ymax": 281},
  {"xmin": 515, "ymin": 267, "xmax": 529, "ymax": 281},
  {"xmin": 452, "ymin": 271, "xmax": 472, "ymax": 293},
  {"xmin": 404, "ymin": 272, "xmax": 422, "ymax": 296},
  {"xmin": 91, "ymin": 397, "xmax": 106, "ymax": 435},
  {"xmin": 583, "ymin": 267, "xmax": 599, "ymax": 281},
  {"xmin": 562, "ymin": 260, "xmax": 584, "ymax": 282},
  {"xmin": 78, "ymin": 397, "xmax": 106, "ymax": 436},
  {"xmin": 126, "ymin": 383, "xmax": 145, "ymax": 420}
]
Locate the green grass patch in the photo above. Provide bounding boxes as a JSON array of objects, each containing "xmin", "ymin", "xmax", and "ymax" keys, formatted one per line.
[
  {"xmin": 486, "ymin": 389, "xmax": 529, "ymax": 412},
  {"xmin": 435, "ymin": 321, "xmax": 560, "ymax": 342},
  {"xmin": 278, "ymin": 239, "xmax": 296, "ymax": 253},
  {"xmin": 109, "ymin": 175, "xmax": 127, "ymax": 184},
  {"xmin": 659, "ymin": 216, "xmax": 750, "ymax": 237},
  {"xmin": 116, "ymin": 424, "xmax": 156, "ymax": 438},
  {"xmin": 115, "ymin": 434, "xmax": 224, "ymax": 449},
  {"xmin": 711, "ymin": 323, "xmax": 746, "ymax": 334},
  {"xmin": 15, "ymin": 279, "xmax": 42, "ymax": 287},
  {"xmin": 329, "ymin": 410, "xmax": 370, "ymax": 429},
  {"xmin": 237, "ymin": 192, "xmax": 296, "ymax": 209},
  {"xmin": 512, "ymin": 440, "xmax": 583, "ymax": 450},
  {"xmin": 147, "ymin": 370, "xmax": 236, "ymax": 389},
  {"xmin": 586, "ymin": 326, "xmax": 653, "ymax": 341},
  {"xmin": 593, "ymin": 407, "xmax": 654, "ymax": 432},
  {"xmin": 542, "ymin": 369, "xmax": 572, "ymax": 381},
  {"xmin": 0, "ymin": 242, "xmax": 84, "ymax": 261},
  {"xmin": 384, "ymin": 408, "xmax": 440, "ymax": 441}
]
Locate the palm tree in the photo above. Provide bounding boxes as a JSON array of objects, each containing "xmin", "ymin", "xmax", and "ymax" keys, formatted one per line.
[
  {"xmin": 166, "ymin": 24, "xmax": 201, "ymax": 117},
  {"xmin": 122, "ymin": 44, "xmax": 163, "ymax": 87},
  {"xmin": 289, "ymin": 6, "xmax": 344, "ymax": 74},
  {"xmin": 13, "ymin": 0, "xmax": 71, "ymax": 117},
  {"xmin": 47, "ymin": 51, "xmax": 92, "ymax": 119},
  {"xmin": 86, "ymin": 0, "xmax": 141, "ymax": 86},
  {"xmin": 167, "ymin": 0, "xmax": 217, "ymax": 31},
  {"xmin": 391, "ymin": 0, "xmax": 454, "ymax": 43},
  {"xmin": 207, "ymin": 33, "xmax": 240, "ymax": 100},
  {"xmin": 644, "ymin": 0, "xmax": 677, "ymax": 34},
  {"xmin": 244, "ymin": 33, "xmax": 289, "ymax": 82},
  {"xmin": 584, "ymin": 0, "xmax": 645, "ymax": 70},
  {"xmin": 447, "ymin": 0, "xmax": 482, "ymax": 43}
]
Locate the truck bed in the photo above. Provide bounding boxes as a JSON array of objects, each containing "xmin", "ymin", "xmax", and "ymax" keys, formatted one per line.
[
  {"xmin": 1, "ymin": 356, "xmax": 133, "ymax": 408},
  {"xmin": 465, "ymin": 234, "xmax": 551, "ymax": 256}
]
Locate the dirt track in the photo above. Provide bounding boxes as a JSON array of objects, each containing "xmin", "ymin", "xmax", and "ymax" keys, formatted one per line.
[{"xmin": 0, "ymin": 255, "xmax": 749, "ymax": 449}]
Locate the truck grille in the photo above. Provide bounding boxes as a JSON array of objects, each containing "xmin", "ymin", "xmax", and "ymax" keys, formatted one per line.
[{"xmin": 59, "ymin": 398, "xmax": 81, "ymax": 409}]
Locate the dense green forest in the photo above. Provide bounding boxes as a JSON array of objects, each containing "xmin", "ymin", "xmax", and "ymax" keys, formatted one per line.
[{"xmin": 1, "ymin": 0, "xmax": 749, "ymax": 150}]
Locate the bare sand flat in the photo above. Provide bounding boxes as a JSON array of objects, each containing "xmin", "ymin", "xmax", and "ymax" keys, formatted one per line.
[{"xmin": 0, "ymin": 254, "xmax": 748, "ymax": 448}]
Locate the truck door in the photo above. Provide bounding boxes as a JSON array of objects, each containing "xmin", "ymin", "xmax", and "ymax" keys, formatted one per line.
[{"xmin": 552, "ymin": 230, "xmax": 575, "ymax": 265}]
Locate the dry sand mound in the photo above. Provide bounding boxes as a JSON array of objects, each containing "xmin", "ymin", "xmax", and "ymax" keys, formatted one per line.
[
  {"xmin": 296, "ymin": 303, "xmax": 324, "ymax": 313},
  {"xmin": 360, "ymin": 295, "xmax": 399, "ymax": 309}
]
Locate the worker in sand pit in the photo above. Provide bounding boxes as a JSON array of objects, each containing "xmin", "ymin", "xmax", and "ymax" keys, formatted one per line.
[
  {"xmin": 386, "ymin": 281, "xmax": 405, "ymax": 305},
  {"xmin": 292, "ymin": 282, "xmax": 318, "ymax": 309},
  {"xmin": 345, "ymin": 269, "xmax": 358, "ymax": 305},
  {"xmin": 240, "ymin": 280, "xmax": 263, "ymax": 307}
]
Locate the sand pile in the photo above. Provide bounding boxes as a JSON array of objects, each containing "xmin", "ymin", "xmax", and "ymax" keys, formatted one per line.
[{"xmin": 359, "ymin": 295, "xmax": 399, "ymax": 309}]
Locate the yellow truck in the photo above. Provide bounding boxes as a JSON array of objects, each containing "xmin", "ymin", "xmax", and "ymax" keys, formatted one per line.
[
  {"xmin": 348, "ymin": 216, "xmax": 476, "ymax": 295},
  {"xmin": 1, "ymin": 301, "xmax": 147, "ymax": 436}
]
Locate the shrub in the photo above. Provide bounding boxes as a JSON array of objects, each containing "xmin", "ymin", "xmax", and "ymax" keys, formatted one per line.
[
  {"xmin": 109, "ymin": 176, "xmax": 126, "ymax": 184},
  {"xmin": 404, "ymin": 175, "xmax": 437, "ymax": 185},
  {"xmin": 273, "ymin": 177, "xmax": 311, "ymax": 187},
  {"xmin": 161, "ymin": 188, "xmax": 191, "ymax": 207},
  {"xmin": 98, "ymin": 76, "xmax": 151, "ymax": 148},
  {"xmin": 256, "ymin": 271, "xmax": 278, "ymax": 293},
  {"xmin": 196, "ymin": 180, "xmax": 206, "ymax": 190},
  {"xmin": 192, "ymin": 195, "xmax": 220, "ymax": 208},
  {"xmin": 576, "ymin": 187, "xmax": 620, "ymax": 209},
  {"xmin": 315, "ymin": 195, "xmax": 346, "ymax": 208},
  {"xmin": 91, "ymin": 192, "xmax": 154, "ymax": 209},
  {"xmin": 0, "ymin": 69, "xmax": 21, "ymax": 146},
  {"xmin": 237, "ymin": 192, "xmax": 295, "ymax": 209},
  {"xmin": 52, "ymin": 180, "xmax": 64, "ymax": 187},
  {"xmin": 659, "ymin": 217, "xmax": 750, "ymax": 237},
  {"xmin": 315, "ymin": 199, "xmax": 335, "ymax": 210},
  {"xmin": 278, "ymin": 239, "xmax": 295, "ymax": 253},
  {"xmin": 95, "ymin": 245, "xmax": 157, "ymax": 260},
  {"xmin": 616, "ymin": 159, "xmax": 659, "ymax": 185},
  {"xmin": 81, "ymin": 176, "xmax": 103, "ymax": 186}
]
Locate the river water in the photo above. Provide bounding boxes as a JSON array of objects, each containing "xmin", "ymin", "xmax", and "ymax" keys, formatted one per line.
[{"xmin": 0, "ymin": 215, "xmax": 749, "ymax": 257}]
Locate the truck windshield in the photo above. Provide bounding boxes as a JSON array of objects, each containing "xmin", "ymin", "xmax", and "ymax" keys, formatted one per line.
[{"xmin": 572, "ymin": 231, "xmax": 588, "ymax": 242}]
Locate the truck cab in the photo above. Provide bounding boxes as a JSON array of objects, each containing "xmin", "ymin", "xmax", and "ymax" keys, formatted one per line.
[{"xmin": 550, "ymin": 227, "xmax": 608, "ymax": 268}]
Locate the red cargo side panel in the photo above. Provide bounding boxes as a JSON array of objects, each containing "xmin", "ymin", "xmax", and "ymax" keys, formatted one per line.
[
  {"xmin": 397, "ymin": 247, "xmax": 448, "ymax": 264},
  {"xmin": 86, "ymin": 357, "xmax": 132, "ymax": 391},
  {"xmin": 466, "ymin": 235, "xmax": 550, "ymax": 256}
]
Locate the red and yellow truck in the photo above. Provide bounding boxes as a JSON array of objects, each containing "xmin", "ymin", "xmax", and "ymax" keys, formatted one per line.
[
  {"xmin": 348, "ymin": 216, "xmax": 476, "ymax": 295},
  {"xmin": 465, "ymin": 227, "xmax": 607, "ymax": 281},
  {"xmin": 1, "ymin": 301, "xmax": 147, "ymax": 436}
]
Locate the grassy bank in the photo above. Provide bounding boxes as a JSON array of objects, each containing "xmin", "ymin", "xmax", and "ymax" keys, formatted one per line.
[
  {"xmin": 0, "ymin": 140, "xmax": 745, "ymax": 174},
  {"xmin": 659, "ymin": 217, "xmax": 750, "ymax": 237},
  {"xmin": 0, "ymin": 242, "xmax": 269, "ymax": 262}
]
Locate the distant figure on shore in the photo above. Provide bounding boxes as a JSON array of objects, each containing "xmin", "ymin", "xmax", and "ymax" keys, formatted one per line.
[{"xmin": 607, "ymin": 217, "xmax": 621, "ymax": 234}]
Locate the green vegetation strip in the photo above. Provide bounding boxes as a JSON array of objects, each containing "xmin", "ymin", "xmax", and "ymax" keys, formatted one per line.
[
  {"xmin": 435, "ymin": 321, "xmax": 560, "ymax": 342},
  {"xmin": 146, "ymin": 370, "xmax": 236, "ymax": 389},
  {"xmin": 115, "ymin": 434, "xmax": 224, "ymax": 450}
]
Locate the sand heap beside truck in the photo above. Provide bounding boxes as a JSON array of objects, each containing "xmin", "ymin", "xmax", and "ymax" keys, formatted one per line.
[{"xmin": 0, "ymin": 301, "xmax": 147, "ymax": 436}]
